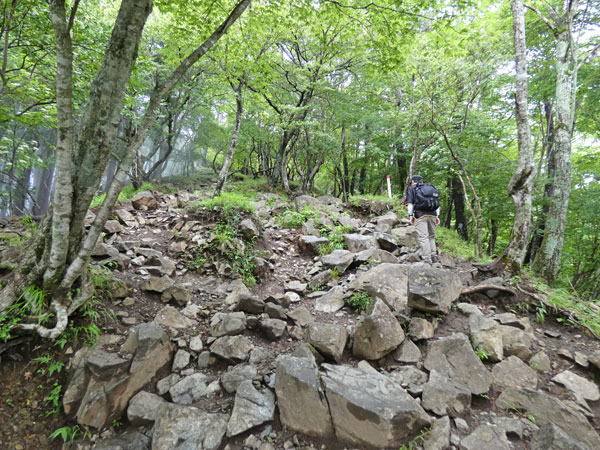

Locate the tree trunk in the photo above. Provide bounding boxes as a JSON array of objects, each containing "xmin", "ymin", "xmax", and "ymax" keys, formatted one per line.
[
  {"xmin": 532, "ymin": 2, "xmax": 578, "ymax": 283},
  {"xmin": 504, "ymin": 0, "xmax": 537, "ymax": 274},
  {"xmin": 341, "ymin": 126, "xmax": 349, "ymax": 202},
  {"xmin": 452, "ymin": 175, "xmax": 468, "ymax": 240},
  {"xmin": 488, "ymin": 220, "xmax": 499, "ymax": 256},
  {"xmin": 215, "ymin": 78, "xmax": 244, "ymax": 196},
  {"xmin": 0, "ymin": 0, "xmax": 252, "ymax": 338}
]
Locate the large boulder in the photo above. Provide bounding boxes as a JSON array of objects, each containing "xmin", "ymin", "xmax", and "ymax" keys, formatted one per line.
[
  {"xmin": 355, "ymin": 247, "xmax": 399, "ymax": 264},
  {"xmin": 422, "ymin": 370, "xmax": 471, "ymax": 417},
  {"xmin": 275, "ymin": 356, "xmax": 334, "ymax": 438},
  {"xmin": 169, "ymin": 373, "xmax": 213, "ymax": 404},
  {"xmin": 298, "ymin": 235, "xmax": 330, "ymax": 255},
  {"xmin": 321, "ymin": 249, "xmax": 355, "ymax": 274},
  {"xmin": 459, "ymin": 424, "xmax": 510, "ymax": 450},
  {"xmin": 496, "ymin": 388, "xmax": 600, "ymax": 450},
  {"xmin": 353, "ymin": 299, "xmax": 405, "ymax": 360},
  {"xmin": 127, "ymin": 391, "xmax": 166, "ymax": 426},
  {"xmin": 221, "ymin": 364, "xmax": 258, "ymax": 394},
  {"xmin": 314, "ymin": 286, "xmax": 346, "ymax": 313},
  {"xmin": 64, "ymin": 322, "xmax": 172, "ymax": 429},
  {"xmin": 350, "ymin": 263, "xmax": 410, "ymax": 311},
  {"xmin": 321, "ymin": 364, "xmax": 432, "ymax": 448},
  {"xmin": 500, "ymin": 325, "xmax": 534, "ymax": 361},
  {"xmin": 407, "ymin": 265, "xmax": 463, "ymax": 314},
  {"xmin": 492, "ymin": 356, "xmax": 538, "ymax": 391},
  {"xmin": 531, "ymin": 423, "xmax": 592, "ymax": 450},
  {"xmin": 343, "ymin": 233, "xmax": 377, "ymax": 253},
  {"xmin": 424, "ymin": 333, "xmax": 492, "ymax": 395},
  {"xmin": 306, "ymin": 322, "xmax": 347, "ymax": 362},
  {"xmin": 131, "ymin": 191, "xmax": 157, "ymax": 210},
  {"xmin": 551, "ymin": 370, "xmax": 600, "ymax": 402},
  {"xmin": 469, "ymin": 314, "xmax": 504, "ymax": 362},
  {"xmin": 210, "ymin": 336, "xmax": 253, "ymax": 363},
  {"xmin": 152, "ymin": 403, "xmax": 228, "ymax": 450},
  {"xmin": 210, "ymin": 312, "xmax": 247, "ymax": 337},
  {"xmin": 226, "ymin": 380, "xmax": 275, "ymax": 437},
  {"xmin": 391, "ymin": 226, "xmax": 419, "ymax": 247}
]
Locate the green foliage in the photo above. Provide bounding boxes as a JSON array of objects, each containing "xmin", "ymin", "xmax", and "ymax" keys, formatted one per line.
[
  {"xmin": 436, "ymin": 226, "xmax": 491, "ymax": 262},
  {"xmin": 49, "ymin": 425, "xmax": 91, "ymax": 443},
  {"xmin": 398, "ymin": 427, "xmax": 430, "ymax": 450},
  {"xmin": 346, "ymin": 291, "xmax": 374, "ymax": 313},
  {"xmin": 0, "ymin": 285, "xmax": 48, "ymax": 342},
  {"xmin": 276, "ymin": 205, "xmax": 320, "ymax": 229},
  {"xmin": 476, "ymin": 348, "xmax": 489, "ymax": 361},
  {"xmin": 33, "ymin": 353, "xmax": 64, "ymax": 377},
  {"xmin": 348, "ymin": 194, "xmax": 403, "ymax": 217},
  {"xmin": 196, "ymin": 191, "xmax": 255, "ymax": 219}
]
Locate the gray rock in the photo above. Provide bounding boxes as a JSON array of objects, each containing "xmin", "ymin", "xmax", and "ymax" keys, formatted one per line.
[
  {"xmin": 456, "ymin": 302, "xmax": 483, "ymax": 316},
  {"xmin": 308, "ymin": 269, "xmax": 333, "ymax": 289},
  {"xmin": 236, "ymin": 294, "xmax": 265, "ymax": 314},
  {"xmin": 350, "ymin": 263, "xmax": 410, "ymax": 311},
  {"xmin": 239, "ymin": 218, "xmax": 260, "ymax": 240},
  {"xmin": 131, "ymin": 191, "xmax": 157, "ymax": 210},
  {"xmin": 500, "ymin": 325, "xmax": 534, "ymax": 361},
  {"xmin": 210, "ymin": 335, "xmax": 254, "ymax": 363},
  {"xmin": 221, "ymin": 364, "xmax": 258, "ymax": 394},
  {"xmin": 552, "ymin": 370, "xmax": 600, "ymax": 402},
  {"xmin": 298, "ymin": 235, "xmax": 330, "ymax": 255},
  {"xmin": 104, "ymin": 219, "xmax": 124, "ymax": 234},
  {"xmin": 355, "ymin": 247, "xmax": 399, "ymax": 264},
  {"xmin": 322, "ymin": 364, "xmax": 431, "ymax": 448},
  {"xmin": 409, "ymin": 318, "xmax": 435, "ymax": 340},
  {"xmin": 295, "ymin": 195, "xmax": 319, "ymax": 210},
  {"xmin": 264, "ymin": 302, "xmax": 286, "ymax": 319},
  {"xmin": 392, "ymin": 339, "xmax": 422, "ymax": 363},
  {"xmin": 373, "ymin": 232, "xmax": 398, "ymax": 252},
  {"xmin": 424, "ymin": 333, "xmax": 492, "ymax": 395},
  {"xmin": 67, "ymin": 322, "xmax": 172, "ymax": 429},
  {"xmin": 259, "ymin": 318, "xmax": 287, "ymax": 341},
  {"xmin": 127, "ymin": 391, "xmax": 166, "ymax": 425},
  {"xmin": 210, "ymin": 312, "xmax": 247, "ymax": 337},
  {"xmin": 422, "ymin": 370, "xmax": 471, "ymax": 417},
  {"xmin": 161, "ymin": 283, "xmax": 193, "ymax": 306},
  {"xmin": 321, "ymin": 249, "xmax": 355, "ymax": 274},
  {"xmin": 284, "ymin": 291, "xmax": 301, "ymax": 304},
  {"xmin": 459, "ymin": 424, "xmax": 510, "ymax": 450},
  {"xmin": 407, "ymin": 266, "xmax": 463, "ymax": 314},
  {"xmin": 391, "ymin": 226, "xmax": 419, "ymax": 247},
  {"xmin": 589, "ymin": 350, "xmax": 600, "ymax": 370},
  {"xmin": 156, "ymin": 373, "xmax": 181, "ymax": 396},
  {"xmin": 190, "ymin": 336, "xmax": 203, "ymax": 352},
  {"xmin": 275, "ymin": 356, "xmax": 334, "ymax": 438},
  {"xmin": 469, "ymin": 314, "xmax": 504, "ymax": 362},
  {"xmin": 198, "ymin": 351, "xmax": 216, "ymax": 368},
  {"xmin": 172, "ymin": 349, "xmax": 191, "ymax": 371},
  {"xmin": 284, "ymin": 280, "xmax": 308, "ymax": 292},
  {"xmin": 424, "ymin": 416, "xmax": 451, "ymax": 450},
  {"xmin": 492, "ymin": 356, "xmax": 538, "ymax": 391},
  {"xmin": 287, "ymin": 306, "xmax": 313, "ymax": 327},
  {"xmin": 376, "ymin": 212, "xmax": 400, "ymax": 228},
  {"xmin": 496, "ymin": 388, "xmax": 600, "ymax": 450},
  {"xmin": 226, "ymin": 380, "xmax": 276, "ymax": 437},
  {"xmin": 343, "ymin": 233, "xmax": 377, "ymax": 253},
  {"xmin": 353, "ymin": 299, "xmax": 405, "ymax": 360},
  {"xmin": 529, "ymin": 351, "xmax": 552, "ymax": 372},
  {"xmin": 389, "ymin": 365, "xmax": 429, "ymax": 391},
  {"xmin": 306, "ymin": 322, "xmax": 347, "ymax": 362},
  {"xmin": 337, "ymin": 214, "xmax": 361, "ymax": 229},
  {"xmin": 85, "ymin": 350, "xmax": 130, "ymax": 379},
  {"xmin": 477, "ymin": 277, "xmax": 506, "ymax": 299},
  {"xmin": 142, "ymin": 276, "xmax": 175, "ymax": 294},
  {"xmin": 224, "ymin": 279, "xmax": 251, "ymax": 306},
  {"xmin": 314, "ymin": 286, "xmax": 346, "ymax": 313},
  {"xmin": 169, "ymin": 373, "xmax": 212, "ymax": 404},
  {"xmin": 531, "ymin": 422, "xmax": 592, "ymax": 450},
  {"xmin": 152, "ymin": 403, "xmax": 228, "ymax": 450},
  {"xmin": 94, "ymin": 430, "xmax": 150, "ymax": 450},
  {"xmin": 154, "ymin": 305, "xmax": 195, "ymax": 329}
]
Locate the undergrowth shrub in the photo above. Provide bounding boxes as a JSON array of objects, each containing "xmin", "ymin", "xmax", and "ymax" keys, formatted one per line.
[{"xmin": 346, "ymin": 291, "xmax": 374, "ymax": 312}]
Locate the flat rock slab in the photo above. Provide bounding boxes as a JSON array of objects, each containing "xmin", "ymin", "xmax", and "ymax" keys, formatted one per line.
[
  {"xmin": 552, "ymin": 370, "xmax": 600, "ymax": 402},
  {"xmin": 496, "ymin": 388, "xmax": 600, "ymax": 450},
  {"xmin": 221, "ymin": 364, "xmax": 258, "ymax": 394},
  {"xmin": 531, "ymin": 422, "xmax": 592, "ymax": 450},
  {"xmin": 321, "ymin": 364, "xmax": 431, "ymax": 448},
  {"xmin": 321, "ymin": 249, "xmax": 355, "ymax": 274},
  {"xmin": 407, "ymin": 266, "xmax": 463, "ymax": 314},
  {"xmin": 350, "ymin": 263, "xmax": 410, "ymax": 311},
  {"xmin": 459, "ymin": 424, "xmax": 510, "ymax": 450},
  {"xmin": 226, "ymin": 380, "xmax": 275, "ymax": 437},
  {"xmin": 314, "ymin": 286, "xmax": 346, "ymax": 313},
  {"xmin": 492, "ymin": 356, "xmax": 538, "ymax": 391},
  {"xmin": 275, "ymin": 356, "xmax": 333, "ymax": 438},
  {"xmin": 152, "ymin": 403, "xmax": 228, "ymax": 450},
  {"xmin": 306, "ymin": 322, "xmax": 347, "ymax": 362},
  {"xmin": 422, "ymin": 370, "xmax": 471, "ymax": 417},
  {"xmin": 424, "ymin": 333, "xmax": 491, "ymax": 395},
  {"xmin": 353, "ymin": 299, "xmax": 405, "ymax": 360},
  {"xmin": 210, "ymin": 336, "xmax": 253, "ymax": 363},
  {"xmin": 127, "ymin": 391, "xmax": 166, "ymax": 426}
]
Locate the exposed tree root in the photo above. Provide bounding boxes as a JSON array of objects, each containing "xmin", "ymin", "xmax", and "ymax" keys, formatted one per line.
[{"xmin": 460, "ymin": 284, "xmax": 516, "ymax": 296}]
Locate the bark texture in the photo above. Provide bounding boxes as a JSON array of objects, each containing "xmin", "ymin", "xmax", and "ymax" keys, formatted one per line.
[{"xmin": 504, "ymin": 0, "xmax": 536, "ymax": 274}]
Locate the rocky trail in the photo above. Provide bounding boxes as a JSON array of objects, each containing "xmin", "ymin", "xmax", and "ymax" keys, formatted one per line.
[{"xmin": 1, "ymin": 188, "xmax": 599, "ymax": 450}]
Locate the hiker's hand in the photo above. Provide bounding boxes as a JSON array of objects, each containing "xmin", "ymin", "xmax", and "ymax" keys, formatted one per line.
[
  {"xmin": 410, "ymin": 216, "xmax": 414, "ymax": 224},
  {"xmin": 435, "ymin": 217, "xmax": 440, "ymax": 226}
]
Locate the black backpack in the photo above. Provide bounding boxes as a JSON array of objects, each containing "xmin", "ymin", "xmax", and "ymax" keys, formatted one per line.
[{"xmin": 414, "ymin": 183, "xmax": 440, "ymax": 211}]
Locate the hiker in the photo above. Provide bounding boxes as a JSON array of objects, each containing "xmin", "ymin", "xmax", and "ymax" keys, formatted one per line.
[{"xmin": 406, "ymin": 175, "xmax": 440, "ymax": 264}]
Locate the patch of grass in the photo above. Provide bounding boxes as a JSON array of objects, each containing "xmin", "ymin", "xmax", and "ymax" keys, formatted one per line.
[
  {"xmin": 90, "ymin": 182, "xmax": 177, "ymax": 209},
  {"xmin": 435, "ymin": 226, "xmax": 491, "ymax": 262},
  {"xmin": 532, "ymin": 280, "xmax": 600, "ymax": 337},
  {"xmin": 227, "ymin": 175, "xmax": 273, "ymax": 196},
  {"xmin": 476, "ymin": 348, "xmax": 489, "ymax": 361},
  {"xmin": 346, "ymin": 291, "xmax": 374, "ymax": 313},
  {"xmin": 196, "ymin": 191, "xmax": 255, "ymax": 218},
  {"xmin": 276, "ymin": 205, "xmax": 320, "ymax": 229}
]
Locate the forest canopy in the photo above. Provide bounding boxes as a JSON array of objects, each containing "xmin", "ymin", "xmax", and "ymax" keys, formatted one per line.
[{"xmin": 0, "ymin": 0, "xmax": 599, "ymax": 338}]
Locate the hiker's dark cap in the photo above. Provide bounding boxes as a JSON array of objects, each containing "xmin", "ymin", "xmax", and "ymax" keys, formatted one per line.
[{"xmin": 411, "ymin": 175, "xmax": 423, "ymax": 183}]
